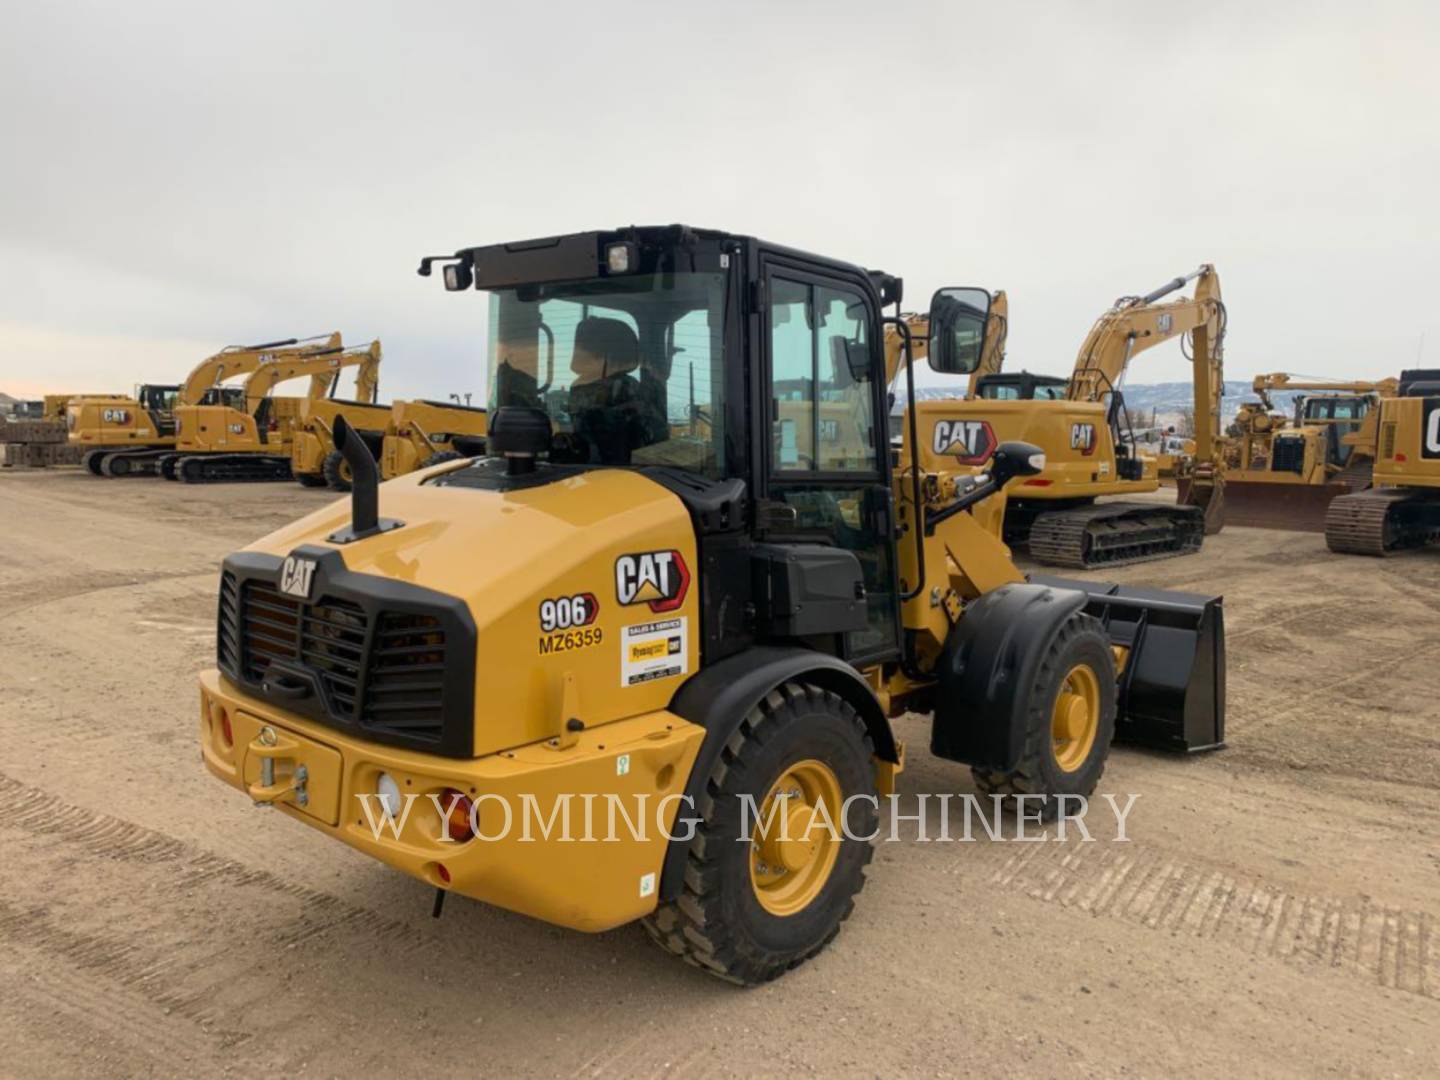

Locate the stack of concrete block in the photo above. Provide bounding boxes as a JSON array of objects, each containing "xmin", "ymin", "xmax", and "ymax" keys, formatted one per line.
[{"xmin": 1, "ymin": 420, "xmax": 77, "ymax": 467}]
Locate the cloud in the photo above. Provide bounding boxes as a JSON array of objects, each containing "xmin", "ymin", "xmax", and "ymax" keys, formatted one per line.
[{"xmin": 2, "ymin": 0, "xmax": 1437, "ymax": 402}]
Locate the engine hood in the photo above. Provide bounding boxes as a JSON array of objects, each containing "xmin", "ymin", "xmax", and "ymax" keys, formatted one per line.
[{"xmin": 243, "ymin": 463, "xmax": 701, "ymax": 757}]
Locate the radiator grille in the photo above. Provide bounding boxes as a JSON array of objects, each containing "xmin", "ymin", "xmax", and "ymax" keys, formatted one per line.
[{"xmin": 232, "ymin": 578, "xmax": 446, "ymax": 744}]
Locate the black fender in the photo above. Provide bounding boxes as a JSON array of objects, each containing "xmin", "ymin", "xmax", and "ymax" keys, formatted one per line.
[
  {"xmin": 932, "ymin": 582, "xmax": 1088, "ymax": 772},
  {"xmin": 659, "ymin": 646, "xmax": 895, "ymax": 902}
]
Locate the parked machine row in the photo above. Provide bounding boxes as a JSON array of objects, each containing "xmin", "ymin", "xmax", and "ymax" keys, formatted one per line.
[{"xmin": 59, "ymin": 335, "xmax": 487, "ymax": 487}]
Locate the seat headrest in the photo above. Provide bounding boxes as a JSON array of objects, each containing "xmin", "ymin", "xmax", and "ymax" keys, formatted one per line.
[{"xmin": 571, "ymin": 317, "xmax": 640, "ymax": 384}]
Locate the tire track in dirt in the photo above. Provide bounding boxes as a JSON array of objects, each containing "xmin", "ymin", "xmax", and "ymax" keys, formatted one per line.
[
  {"xmin": 0, "ymin": 567, "xmax": 217, "ymax": 618},
  {"xmin": 985, "ymin": 839, "xmax": 1436, "ymax": 999},
  {"xmin": 0, "ymin": 772, "xmax": 432, "ymax": 1050}
]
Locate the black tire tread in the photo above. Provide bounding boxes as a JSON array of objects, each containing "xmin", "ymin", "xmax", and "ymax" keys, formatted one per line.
[{"xmin": 640, "ymin": 682, "xmax": 875, "ymax": 986}]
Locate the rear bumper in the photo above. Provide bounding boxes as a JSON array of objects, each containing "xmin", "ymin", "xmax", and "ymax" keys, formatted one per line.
[{"xmin": 199, "ymin": 669, "xmax": 704, "ymax": 931}]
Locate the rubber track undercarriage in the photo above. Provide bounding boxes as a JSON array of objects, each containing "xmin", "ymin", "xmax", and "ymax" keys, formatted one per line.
[
  {"xmin": 1015, "ymin": 501, "xmax": 1206, "ymax": 569},
  {"xmin": 1325, "ymin": 489, "xmax": 1440, "ymax": 556},
  {"xmin": 161, "ymin": 453, "xmax": 295, "ymax": 483}
]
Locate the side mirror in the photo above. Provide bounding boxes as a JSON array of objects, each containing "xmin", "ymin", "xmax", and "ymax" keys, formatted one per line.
[
  {"xmin": 927, "ymin": 287, "xmax": 991, "ymax": 374},
  {"xmin": 988, "ymin": 440, "xmax": 1046, "ymax": 488}
]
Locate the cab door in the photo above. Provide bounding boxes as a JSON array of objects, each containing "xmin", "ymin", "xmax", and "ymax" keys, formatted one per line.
[{"xmin": 758, "ymin": 260, "xmax": 900, "ymax": 663}]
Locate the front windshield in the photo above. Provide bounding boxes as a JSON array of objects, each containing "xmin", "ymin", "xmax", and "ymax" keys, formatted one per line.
[{"xmin": 487, "ymin": 271, "xmax": 728, "ymax": 477}]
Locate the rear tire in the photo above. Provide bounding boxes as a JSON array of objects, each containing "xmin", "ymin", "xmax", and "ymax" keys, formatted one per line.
[
  {"xmin": 296, "ymin": 472, "xmax": 329, "ymax": 488},
  {"xmin": 83, "ymin": 450, "xmax": 106, "ymax": 476},
  {"xmin": 971, "ymin": 611, "xmax": 1116, "ymax": 820},
  {"xmin": 322, "ymin": 450, "xmax": 353, "ymax": 491},
  {"xmin": 642, "ymin": 682, "xmax": 878, "ymax": 985}
]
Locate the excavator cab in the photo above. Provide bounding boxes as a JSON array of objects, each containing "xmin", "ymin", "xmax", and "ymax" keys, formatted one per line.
[{"xmin": 974, "ymin": 372, "xmax": 1067, "ymax": 401}]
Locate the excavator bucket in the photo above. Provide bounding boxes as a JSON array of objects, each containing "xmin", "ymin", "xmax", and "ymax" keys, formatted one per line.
[
  {"xmin": 1180, "ymin": 476, "xmax": 1344, "ymax": 533},
  {"xmin": 1031, "ymin": 574, "xmax": 1225, "ymax": 753},
  {"xmin": 1179, "ymin": 472, "xmax": 1227, "ymax": 535}
]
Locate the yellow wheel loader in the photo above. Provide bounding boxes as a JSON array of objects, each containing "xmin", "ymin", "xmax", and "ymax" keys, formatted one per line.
[
  {"xmin": 1326, "ymin": 369, "xmax": 1440, "ymax": 554},
  {"xmin": 921, "ymin": 267, "xmax": 1228, "ymax": 568},
  {"xmin": 164, "ymin": 341, "xmax": 381, "ymax": 483},
  {"xmin": 197, "ymin": 226, "xmax": 1225, "ymax": 985},
  {"xmin": 68, "ymin": 336, "xmax": 342, "ymax": 477},
  {"xmin": 1197, "ymin": 373, "xmax": 1396, "ymax": 531},
  {"xmin": 287, "ymin": 345, "xmax": 389, "ymax": 489},
  {"xmin": 379, "ymin": 398, "xmax": 488, "ymax": 480}
]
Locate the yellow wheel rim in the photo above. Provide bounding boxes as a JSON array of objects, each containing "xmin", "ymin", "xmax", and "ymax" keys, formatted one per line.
[
  {"xmin": 339, "ymin": 460, "xmax": 352, "ymax": 483},
  {"xmin": 749, "ymin": 759, "xmax": 843, "ymax": 917},
  {"xmin": 1051, "ymin": 663, "xmax": 1101, "ymax": 773}
]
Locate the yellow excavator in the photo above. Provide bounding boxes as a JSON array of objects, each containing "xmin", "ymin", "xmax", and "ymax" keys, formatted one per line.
[
  {"xmin": 1326, "ymin": 369, "xmax": 1440, "ymax": 554},
  {"xmin": 69, "ymin": 335, "xmax": 342, "ymax": 477},
  {"xmin": 197, "ymin": 225, "xmax": 1226, "ymax": 986},
  {"xmin": 910, "ymin": 267, "xmax": 1226, "ymax": 567},
  {"xmin": 163, "ymin": 341, "xmax": 381, "ymax": 483},
  {"xmin": 1209, "ymin": 373, "xmax": 1397, "ymax": 531}
]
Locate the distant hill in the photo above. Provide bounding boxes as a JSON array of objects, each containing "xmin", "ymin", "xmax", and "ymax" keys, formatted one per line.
[{"xmin": 897, "ymin": 381, "xmax": 1304, "ymax": 427}]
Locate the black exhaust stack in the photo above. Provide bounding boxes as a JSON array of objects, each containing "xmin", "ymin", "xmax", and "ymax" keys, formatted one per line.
[{"xmin": 326, "ymin": 415, "xmax": 404, "ymax": 544}]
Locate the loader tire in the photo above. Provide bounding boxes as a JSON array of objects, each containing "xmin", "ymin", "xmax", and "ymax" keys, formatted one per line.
[
  {"xmin": 641, "ymin": 682, "xmax": 878, "ymax": 986},
  {"xmin": 295, "ymin": 472, "xmax": 329, "ymax": 488},
  {"xmin": 971, "ymin": 611, "xmax": 1115, "ymax": 821},
  {"xmin": 322, "ymin": 450, "xmax": 353, "ymax": 491}
]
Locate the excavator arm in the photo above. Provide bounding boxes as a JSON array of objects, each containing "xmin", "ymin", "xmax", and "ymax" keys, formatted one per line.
[
  {"xmin": 178, "ymin": 332, "xmax": 343, "ymax": 406},
  {"xmin": 242, "ymin": 340, "xmax": 384, "ymax": 412},
  {"xmin": 1067, "ymin": 266, "xmax": 1226, "ymax": 531}
]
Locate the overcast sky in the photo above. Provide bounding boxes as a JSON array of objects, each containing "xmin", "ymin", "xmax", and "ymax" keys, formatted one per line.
[{"xmin": 2, "ymin": 0, "xmax": 1437, "ymax": 401}]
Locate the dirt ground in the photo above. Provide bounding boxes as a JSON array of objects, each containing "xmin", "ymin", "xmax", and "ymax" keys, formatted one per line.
[{"xmin": 1, "ymin": 468, "xmax": 1437, "ymax": 1078}]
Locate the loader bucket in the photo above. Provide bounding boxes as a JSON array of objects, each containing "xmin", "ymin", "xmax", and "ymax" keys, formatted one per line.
[
  {"xmin": 1030, "ymin": 574, "xmax": 1225, "ymax": 753},
  {"xmin": 1179, "ymin": 476, "xmax": 1344, "ymax": 533}
]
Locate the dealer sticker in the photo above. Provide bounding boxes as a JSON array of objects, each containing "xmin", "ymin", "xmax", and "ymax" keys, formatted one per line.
[{"xmin": 621, "ymin": 618, "xmax": 688, "ymax": 687}]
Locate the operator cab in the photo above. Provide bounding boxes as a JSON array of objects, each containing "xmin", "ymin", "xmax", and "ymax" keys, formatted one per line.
[
  {"xmin": 420, "ymin": 225, "xmax": 990, "ymax": 666},
  {"xmin": 1297, "ymin": 393, "xmax": 1373, "ymax": 469}
]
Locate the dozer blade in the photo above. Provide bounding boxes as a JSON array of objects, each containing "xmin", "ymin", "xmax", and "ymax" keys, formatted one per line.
[
  {"xmin": 1030, "ymin": 574, "xmax": 1225, "ymax": 753},
  {"xmin": 1179, "ymin": 476, "xmax": 1347, "ymax": 533}
]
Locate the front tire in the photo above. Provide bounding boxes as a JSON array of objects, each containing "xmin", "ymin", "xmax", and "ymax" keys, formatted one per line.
[
  {"xmin": 971, "ymin": 611, "xmax": 1116, "ymax": 819},
  {"xmin": 322, "ymin": 449, "xmax": 353, "ymax": 491},
  {"xmin": 642, "ymin": 682, "xmax": 878, "ymax": 985}
]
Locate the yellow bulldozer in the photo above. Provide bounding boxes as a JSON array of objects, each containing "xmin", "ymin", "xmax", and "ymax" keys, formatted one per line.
[
  {"xmin": 69, "ymin": 335, "xmax": 342, "ymax": 477},
  {"xmin": 1205, "ymin": 372, "xmax": 1397, "ymax": 531},
  {"xmin": 1325, "ymin": 369, "xmax": 1440, "ymax": 554},
  {"xmin": 197, "ymin": 225, "xmax": 1225, "ymax": 985},
  {"xmin": 905, "ymin": 267, "xmax": 1227, "ymax": 567},
  {"xmin": 163, "ymin": 341, "xmax": 381, "ymax": 483}
]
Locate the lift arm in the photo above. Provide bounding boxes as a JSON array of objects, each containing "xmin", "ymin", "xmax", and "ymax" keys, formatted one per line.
[{"xmin": 178, "ymin": 332, "xmax": 343, "ymax": 406}]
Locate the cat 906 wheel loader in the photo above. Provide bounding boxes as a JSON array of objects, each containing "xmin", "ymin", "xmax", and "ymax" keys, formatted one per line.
[
  {"xmin": 197, "ymin": 226, "xmax": 1225, "ymax": 985},
  {"xmin": 69, "ymin": 335, "xmax": 342, "ymax": 477}
]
